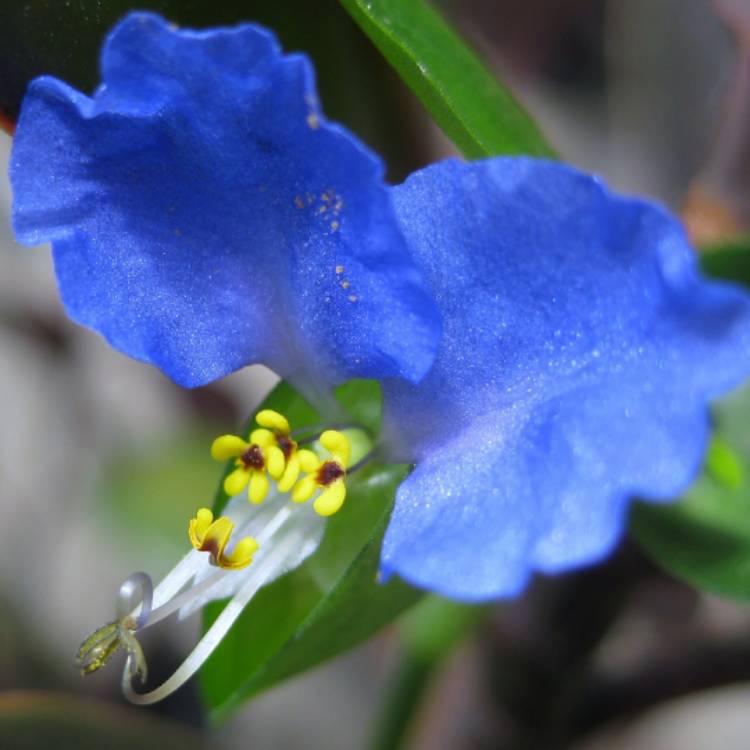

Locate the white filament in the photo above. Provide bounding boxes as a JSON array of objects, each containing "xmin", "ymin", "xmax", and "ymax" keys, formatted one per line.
[
  {"xmin": 145, "ymin": 502, "xmax": 296, "ymax": 626},
  {"xmin": 123, "ymin": 508, "xmax": 317, "ymax": 705}
]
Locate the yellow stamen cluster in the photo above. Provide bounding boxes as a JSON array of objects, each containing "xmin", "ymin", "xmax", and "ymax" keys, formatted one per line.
[
  {"xmin": 210, "ymin": 409, "xmax": 342, "ymax": 511},
  {"xmin": 251, "ymin": 409, "xmax": 319, "ymax": 493},
  {"xmin": 211, "ymin": 409, "xmax": 305, "ymax": 504},
  {"xmin": 188, "ymin": 508, "xmax": 258, "ymax": 570},
  {"xmin": 190, "ymin": 411, "xmax": 352, "ymax": 569},
  {"xmin": 292, "ymin": 430, "xmax": 350, "ymax": 516}
]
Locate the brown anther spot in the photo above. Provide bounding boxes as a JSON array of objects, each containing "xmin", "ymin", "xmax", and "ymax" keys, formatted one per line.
[
  {"xmin": 317, "ymin": 461, "xmax": 345, "ymax": 486},
  {"xmin": 121, "ymin": 617, "xmax": 138, "ymax": 632},
  {"xmin": 277, "ymin": 435, "xmax": 296, "ymax": 460},
  {"xmin": 199, "ymin": 537, "xmax": 221, "ymax": 565},
  {"xmin": 240, "ymin": 444, "xmax": 265, "ymax": 470}
]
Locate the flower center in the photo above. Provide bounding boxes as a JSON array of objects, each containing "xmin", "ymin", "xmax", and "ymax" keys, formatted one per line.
[
  {"xmin": 316, "ymin": 460, "xmax": 345, "ymax": 486},
  {"xmin": 240, "ymin": 444, "xmax": 265, "ymax": 470}
]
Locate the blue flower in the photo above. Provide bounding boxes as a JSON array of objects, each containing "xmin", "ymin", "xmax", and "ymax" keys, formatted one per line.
[
  {"xmin": 379, "ymin": 158, "xmax": 750, "ymax": 601},
  {"xmin": 10, "ymin": 14, "xmax": 750, "ymax": 613},
  {"xmin": 10, "ymin": 13, "xmax": 440, "ymax": 398},
  {"xmin": 18, "ymin": 14, "xmax": 750, "ymax": 705}
]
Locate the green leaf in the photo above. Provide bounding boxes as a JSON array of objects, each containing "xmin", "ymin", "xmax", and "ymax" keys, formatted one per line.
[
  {"xmin": 338, "ymin": 0, "xmax": 555, "ymax": 159},
  {"xmin": 631, "ymin": 382, "xmax": 750, "ymax": 601},
  {"xmin": 700, "ymin": 238, "xmax": 750, "ymax": 287},
  {"xmin": 200, "ymin": 380, "xmax": 421, "ymax": 721}
]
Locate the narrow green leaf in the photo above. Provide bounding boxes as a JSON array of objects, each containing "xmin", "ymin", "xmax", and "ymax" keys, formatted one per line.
[
  {"xmin": 200, "ymin": 380, "xmax": 421, "ymax": 720},
  {"xmin": 338, "ymin": 0, "xmax": 555, "ymax": 159},
  {"xmin": 631, "ymin": 383, "xmax": 750, "ymax": 601}
]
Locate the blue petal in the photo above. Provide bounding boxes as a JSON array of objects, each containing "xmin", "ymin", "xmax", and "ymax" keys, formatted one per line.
[
  {"xmin": 10, "ymin": 13, "xmax": 440, "ymax": 394},
  {"xmin": 380, "ymin": 158, "xmax": 750, "ymax": 601}
]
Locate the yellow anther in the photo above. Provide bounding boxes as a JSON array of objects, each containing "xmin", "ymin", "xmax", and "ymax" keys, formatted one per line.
[
  {"xmin": 250, "ymin": 428, "xmax": 275, "ymax": 448},
  {"xmin": 297, "ymin": 448, "xmax": 321, "ymax": 472},
  {"xmin": 292, "ymin": 475, "xmax": 318, "ymax": 504},
  {"xmin": 266, "ymin": 445, "xmax": 286, "ymax": 479},
  {"xmin": 277, "ymin": 453, "xmax": 300, "ymax": 493},
  {"xmin": 224, "ymin": 467, "xmax": 250, "ymax": 497},
  {"xmin": 314, "ymin": 481, "xmax": 346, "ymax": 517},
  {"xmin": 188, "ymin": 508, "xmax": 258, "ymax": 570},
  {"xmin": 211, "ymin": 435, "xmax": 248, "ymax": 461},
  {"xmin": 249, "ymin": 471, "xmax": 269, "ymax": 504},
  {"xmin": 212, "ymin": 426, "xmax": 276, "ymax": 504},
  {"xmin": 256, "ymin": 409, "xmax": 291, "ymax": 435},
  {"xmin": 252, "ymin": 409, "xmax": 301, "ymax": 491},
  {"xmin": 224, "ymin": 537, "xmax": 260, "ymax": 568},
  {"xmin": 291, "ymin": 431, "xmax": 350, "ymax": 516},
  {"xmin": 320, "ymin": 430, "xmax": 351, "ymax": 467},
  {"xmin": 287, "ymin": 449, "xmax": 322, "ymax": 498},
  {"xmin": 210, "ymin": 412, "xmax": 352, "ymax": 509},
  {"xmin": 188, "ymin": 507, "xmax": 215, "ymax": 548}
]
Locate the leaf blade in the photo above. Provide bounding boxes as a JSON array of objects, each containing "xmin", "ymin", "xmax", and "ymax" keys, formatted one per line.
[{"xmin": 338, "ymin": 0, "xmax": 556, "ymax": 158}]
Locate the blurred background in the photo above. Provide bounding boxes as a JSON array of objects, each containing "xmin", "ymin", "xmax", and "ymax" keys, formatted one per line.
[{"xmin": 2, "ymin": 0, "xmax": 750, "ymax": 748}]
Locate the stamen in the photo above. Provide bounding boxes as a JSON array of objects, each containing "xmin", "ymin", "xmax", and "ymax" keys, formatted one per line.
[
  {"xmin": 255, "ymin": 409, "xmax": 291, "ymax": 435},
  {"xmin": 277, "ymin": 435, "xmax": 295, "ymax": 460},
  {"xmin": 77, "ymin": 572, "xmax": 154, "ymax": 682},
  {"xmin": 317, "ymin": 460, "xmax": 345, "ymax": 486},
  {"xmin": 76, "ymin": 620, "xmax": 120, "ymax": 675},
  {"xmin": 144, "ymin": 568, "xmax": 226, "ymax": 627},
  {"xmin": 211, "ymin": 408, "xmax": 300, "ymax": 505},
  {"xmin": 239, "ymin": 444, "xmax": 265, "ymax": 470},
  {"xmin": 122, "ymin": 503, "xmax": 323, "ymax": 705},
  {"xmin": 188, "ymin": 509, "xmax": 258, "ymax": 570},
  {"xmin": 291, "ymin": 429, "xmax": 351, "ymax": 517},
  {"xmin": 78, "ymin": 411, "xmax": 379, "ymax": 705},
  {"xmin": 146, "ymin": 502, "xmax": 296, "ymax": 627}
]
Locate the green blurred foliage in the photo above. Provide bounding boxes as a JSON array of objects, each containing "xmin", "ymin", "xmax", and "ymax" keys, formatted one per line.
[{"xmin": 96, "ymin": 431, "xmax": 220, "ymax": 570}]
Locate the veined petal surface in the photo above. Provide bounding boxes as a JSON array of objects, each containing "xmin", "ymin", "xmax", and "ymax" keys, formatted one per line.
[
  {"xmin": 10, "ymin": 13, "xmax": 439, "ymax": 394},
  {"xmin": 381, "ymin": 158, "xmax": 750, "ymax": 601}
]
